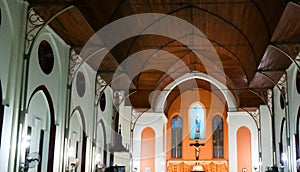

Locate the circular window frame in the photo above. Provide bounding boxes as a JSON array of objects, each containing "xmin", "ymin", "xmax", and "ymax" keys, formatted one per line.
[
  {"xmin": 100, "ymin": 92, "xmax": 106, "ymax": 112},
  {"xmin": 280, "ymin": 94, "xmax": 285, "ymax": 110},
  {"xmin": 76, "ymin": 71, "xmax": 86, "ymax": 97},
  {"xmin": 38, "ymin": 40, "xmax": 54, "ymax": 75}
]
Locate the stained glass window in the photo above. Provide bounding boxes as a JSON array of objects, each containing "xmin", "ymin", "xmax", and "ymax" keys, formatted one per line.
[
  {"xmin": 171, "ymin": 115, "xmax": 182, "ymax": 158},
  {"xmin": 213, "ymin": 115, "xmax": 223, "ymax": 158},
  {"xmin": 190, "ymin": 104, "xmax": 205, "ymax": 140}
]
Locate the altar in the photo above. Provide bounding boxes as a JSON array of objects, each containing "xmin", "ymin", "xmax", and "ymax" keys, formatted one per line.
[{"xmin": 167, "ymin": 160, "xmax": 228, "ymax": 172}]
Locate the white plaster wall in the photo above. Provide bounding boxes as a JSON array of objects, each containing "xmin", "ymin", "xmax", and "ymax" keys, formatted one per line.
[
  {"xmin": 227, "ymin": 111, "xmax": 259, "ymax": 172},
  {"xmin": 69, "ymin": 111, "xmax": 84, "ymax": 171},
  {"xmin": 70, "ymin": 63, "xmax": 97, "ymax": 171},
  {"xmin": 0, "ymin": 3, "xmax": 70, "ymax": 168},
  {"xmin": 0, "ymin": 0, "xmax": 28, "ymax": 171},
  {"xmin": 271, "ymin": 53, "xmax": 300, "ymax": 172},
  {"xmin": 71, "ymin": 67, "xmax": 116, "ymax": 170},
  {"xmin": 119, "ymin": 104, "xmax": 132, "ymax": 150},
  {"xmin": 273, "ymin": 83, "xmax": 286, "ymax": 169},
  {"xmin": 260, "ymin": 105, "xmax": 273, "ymax": 169},
  {"xmin": 26, "ymin": 27, "xmax": 70, "ymax": 172},
  {"xmin": 132, "ymin": 112, "xmax": 167, "ymax": 172},
  {"xmin": 70, "ymin": 63, "xmax": 95, "ymax": 136},
  {"xmin": 283, "ymin": 59, "xmax": 300, "ymax": 171},
  {"xmin": 28, "ymin": 31, "xmax": 69, "ymax": 123},
  {"xmin": 95, "ymin": 86, "xmax": 113, "ymax": 166},
  {"xmin": 0, "ymin": 0, "xmax": 27, "ymax": 104},
  {"xmin": 26, "ymin": 91, "xmax": 51, "ymax": 172}
]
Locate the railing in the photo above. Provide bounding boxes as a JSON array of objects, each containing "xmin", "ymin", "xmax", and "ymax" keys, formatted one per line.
[{"xmin": 167, "ymin": 160, "xmax": 228, "ymax": 172}]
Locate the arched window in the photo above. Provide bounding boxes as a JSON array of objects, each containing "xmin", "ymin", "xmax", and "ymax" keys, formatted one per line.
[
  {"xmin": 213, "ymin": 115, "xmax": 223, "ymax": 158},
  {"xmin": 190, "ymin": 104, "xmax": 205, "ymax": 140},
  {"xmin": 171, "ymin": 115, "xmax": 182, "ymax": 158}
]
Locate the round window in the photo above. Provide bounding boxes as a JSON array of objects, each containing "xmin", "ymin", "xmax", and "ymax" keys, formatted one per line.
[
  {"xmin": 76, "ymin": 71, "xmax": 86, "ymax": 97},
  {"xmin": 280, "ymin": 94, "xmax": 285, "ymax": 110},
  {"xmin": 280, "ymin": 87, "xmax": 286, "ymax": 110},
  {"xmin": 100, "ymin": 92, "xmax": 106, "ymax": 111},
  {"xmin": 38, "ymin": 40, "xmax": 54, "ymax": 75}
]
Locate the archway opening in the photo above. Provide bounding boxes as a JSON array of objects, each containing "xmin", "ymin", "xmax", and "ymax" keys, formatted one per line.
[
  {"xmin": 237, "ymin": 126, "xmax": 252, "ymax": 172},
  {"xmin": 141, "ymin": 127, "xmax": 156, "ymax": 172}
]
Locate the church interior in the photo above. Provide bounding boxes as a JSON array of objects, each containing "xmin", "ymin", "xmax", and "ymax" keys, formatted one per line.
[{"xmin": 0, "ymin": 0, "xmax": 300, "ymax": 171}]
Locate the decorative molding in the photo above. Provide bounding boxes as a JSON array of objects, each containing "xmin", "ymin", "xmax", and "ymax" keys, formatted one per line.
[
  {"xmin": 68, "ymin": 49, "xmax": 82, "ymax": 85},
  {"xmin": 113, "ymin": 90, "xmax": 125, "ymax": 107},
  {"xmin": 131, "ymin": 109, "xmax": 142, "ymax": 129},
  {"xmin": 167, "ymin": 160, "xmax": 228, "ymax": 172},
  {"xmin": 25, "ymin": 8, "xmax": 44, "ymax": 54},
  {"xmin": 277, "ymin": 73, "xmax": 286, "ymax": 87},
  {"xmin": 267, "ymin": 89, "xmax": 273, "ymax": 114},
  {"xmin": 249, "ymin": 109, "xmax": 260, "ymax": 129},
  {"xmin": 95, "ymin": 74, "xmax": 106, "ymax": 104},
  {"xmin": 277, "ymin": 74, "xmax": 287, "ymax": 107}
]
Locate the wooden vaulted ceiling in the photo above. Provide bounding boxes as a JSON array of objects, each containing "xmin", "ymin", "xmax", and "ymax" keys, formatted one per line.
[{"xmin": 28, "ymin": 0, "xmax": 300, "ymax": 111}]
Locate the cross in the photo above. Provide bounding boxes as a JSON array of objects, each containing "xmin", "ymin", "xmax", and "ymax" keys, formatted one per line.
[{"xmin": 190, "ymin": 141, "xmax": 205, "ymax": 160}]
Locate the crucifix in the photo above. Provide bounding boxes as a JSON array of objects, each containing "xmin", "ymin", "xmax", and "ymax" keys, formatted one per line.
[{"xmin": 190, "ymin": 140, "xmax": 205, "ymax": 160}]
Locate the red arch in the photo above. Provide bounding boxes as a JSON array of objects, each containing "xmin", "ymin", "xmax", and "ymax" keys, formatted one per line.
[
  {"xmin": 141, "ymin": 127, "xmax": 156, "ymax": 172},
  {"xmin": 237, "ymin": 126, "xmax": 252, "ymax": 172}
]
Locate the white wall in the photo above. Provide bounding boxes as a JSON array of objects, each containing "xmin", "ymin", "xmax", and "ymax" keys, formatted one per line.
[
  {"xmin": 132, "ymin": 111, "xmax": 167, "ymax": 172},
  {"xmin": 0, "ymin": 0, "xmax": 27, "ymax": 171},
  {"xmin": 26, "ymin": 27, "xmax": 69, "ymax": 172},
  {"xmin": 94, "ymin": 85, "xmax": 113, "ymax": 167},
  {"xmin": 273, "ymin": 80, "xmax": 289, "ymax": 171},
  {"xmin": 286, "ymin": 58, "xmax": 300, "ymax": 171},
  {"xmin": 119, "ymin": 104, "xmax": 132, "ymax": 151},
  {"xmin": 227, "ymin": 111, "xmax": 259, "ymax": 172},
  {"xmin": 273, "ymin": 57, "xmax": 300, "ymax": 171},
  {"xmin": 260, "ymin": 105, "xmax": 273, "ymax": 170},
  {"xmin": 70, "ymin": 62, "xmax": 96, "ymax": 171},
  {"xmin": 0, "ymin": 1, "xmax": 72, "ymax": 171}
]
